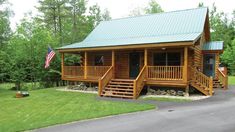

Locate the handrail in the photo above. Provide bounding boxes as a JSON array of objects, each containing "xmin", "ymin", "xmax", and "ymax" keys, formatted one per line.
[
  {"xmin": 217, "ymin": 68, "xmax": 228, "ymax": 89},
  {"xmin": 98, "ymin": 66, "xmax": 113, "ymax": 96},
  {"xmin": 190, "ymin": 67, "xmax": 213, "ymax": 96},
  {"xmin": 133, "ymin": 65, "xmax": 147, "ymax": 99}
]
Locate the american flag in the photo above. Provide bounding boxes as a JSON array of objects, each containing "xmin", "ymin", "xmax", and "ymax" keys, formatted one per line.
[{"xmin": 45, "ymin": 46, "xmax": 56, "ymax": 68}]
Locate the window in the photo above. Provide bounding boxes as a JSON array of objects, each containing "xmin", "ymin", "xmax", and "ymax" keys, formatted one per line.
[
  {"xmin": 94, "ymin": 55, "xmax": 104, "ymax": 66},
  {"xmin": 153, "ymin": 52, "xmax": 181, "ymax": 66}
]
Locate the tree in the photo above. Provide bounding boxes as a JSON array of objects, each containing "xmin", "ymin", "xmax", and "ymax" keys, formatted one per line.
[
  {"xmin": 144, "ymin": 0, "xmax": 163, "ymax": 14},
  {"xmin": 209, "ymin": 4, "xmax": 235, "ymax": 74},
  {"xmin": 0, "ymin": 0, "xmax": 12, "ymax": 48},
  {"xmin": 67, "ymin": 0, "xmax": 87, "ymax": 43},
  {"xmin": 0, "ymin": 0, "xmax": 12, "ymax": 82},
  {"xmin": 198, "ymin": 2, "xmax": 204, "ymax": 7},
  {"xmin": 129, "ymin": 0, "xmax": 163, "ymax": 16},
  {"xmin": 101, "ymin": 8, "xmax": 111, "ymax": 21},
  {"xmin": 0, "ymin": 0, "xmax": 112, "ymax": 88},
  {"xmin": 37, "ymin": 0, "xmax": 68, "ymax": 45},
  {"xmin": 6, "ymin": 14, "xmax": 60, "ymax": 89}
]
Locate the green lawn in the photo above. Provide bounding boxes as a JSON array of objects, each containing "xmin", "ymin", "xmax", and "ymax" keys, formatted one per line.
[
  {"xmin": 229, "ymin": 76, "xmax": 235, "ymax": 85},
  {"xmin": 142, "ymin": 97, "xmax": 192, "ymax": 102},
  {"xmin": 0, "ymin": 85, "xmax": 155, "ymax": 132}
]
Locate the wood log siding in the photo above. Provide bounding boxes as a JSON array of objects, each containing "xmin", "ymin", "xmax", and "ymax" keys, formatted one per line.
[
  {"xmin": 147, "ymin": 66, "xmax": 183, "ymax": 80},
  {"xmin": 87, "ymin": 51, "xmax": 112, "ymax": 66},
  {"xmin": 194, "ymin": 45, "xmax": 202, "ymax": 68},
  {"xmin": 115, "ymin": 52, "xmax": 129, "ymax": 78}
]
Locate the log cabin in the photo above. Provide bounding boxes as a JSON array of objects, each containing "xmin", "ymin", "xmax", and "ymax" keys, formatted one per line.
[{"xmin": 57, "ymin": 7, "xmax": 228, "ymax": 99}]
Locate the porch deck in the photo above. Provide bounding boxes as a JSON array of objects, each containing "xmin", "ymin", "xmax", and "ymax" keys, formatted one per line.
[{"xmin": 62, "ymin": 65, "xmax": 185, "ymax": 84}]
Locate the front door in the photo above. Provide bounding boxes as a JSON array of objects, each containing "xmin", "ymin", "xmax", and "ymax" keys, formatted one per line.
[
  {"xmin": 203, "ymin": 54, "xmax": 215, "ymax": 77},
  {"xmin": 129, "ymin": 52, "xmax": 140, "ymax": 78}
]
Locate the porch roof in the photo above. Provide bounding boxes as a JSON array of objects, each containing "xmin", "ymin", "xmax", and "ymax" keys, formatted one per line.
[
  {"xmin": 58, "ymin": 7, "xmax": 208, "ymax": 50},
  {"xmin": 202, "ymin": 41, "xmax": 224, "ymax": 51}
]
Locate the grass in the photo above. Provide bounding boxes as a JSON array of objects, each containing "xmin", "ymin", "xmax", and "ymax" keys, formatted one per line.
[
  {"xmin": 142, "ymin": 97, "xmax": 192, "ymax": 102},
  {"xmin": 228, "ymin": 76, "xmax": 235, "ymax": 85},
  {"xmin": 0, "ymin": 84, "xmax": 155, "ymax": 132}
]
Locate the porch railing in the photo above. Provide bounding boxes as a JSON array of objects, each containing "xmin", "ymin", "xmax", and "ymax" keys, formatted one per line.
[
  {"xmin": 147, "ymin": 66, "xmax": 183, "ymax": 80},
  {"xmin": 217, "ymin": 68, "xmax": 228, "ymax": 89},
  {"xmin": 63, "ymin": 66, "xmax": 110, "ymax": 79},
  {"xmin": 64, "ymin": 66, "xmax": 84, "ymax": 78},
  {"xmin": 87, "ymin": 66, "xmax": 110, "ymax": 77}
]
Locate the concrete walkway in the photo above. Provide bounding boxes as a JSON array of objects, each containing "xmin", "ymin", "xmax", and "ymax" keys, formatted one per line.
[{"xmin": 36, "ymin": 86, "xmax": 235, "ymax": 132}]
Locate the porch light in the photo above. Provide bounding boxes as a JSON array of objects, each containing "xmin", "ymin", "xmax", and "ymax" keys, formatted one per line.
[{"xmin": 161, "ymin": 47, "xmax": 166, "ymax": 50}]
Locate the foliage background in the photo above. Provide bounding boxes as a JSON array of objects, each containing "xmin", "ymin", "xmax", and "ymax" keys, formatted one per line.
[{"xmin": 0, "ymin": 0, "xmax": 234, "ymax": 89}]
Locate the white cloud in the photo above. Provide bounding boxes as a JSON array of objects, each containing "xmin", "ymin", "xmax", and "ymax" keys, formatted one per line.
[{"xmin": 8, "ymin": 0, "xmax": 38, "ymax": 29}]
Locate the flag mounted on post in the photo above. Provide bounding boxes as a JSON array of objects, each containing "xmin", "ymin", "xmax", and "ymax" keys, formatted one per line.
[{"xmin": 45, "ymin": 46, "xmax": 56, "ymax": 69}]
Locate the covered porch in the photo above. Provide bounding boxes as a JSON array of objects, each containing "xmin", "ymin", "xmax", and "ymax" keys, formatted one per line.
[{"xmin": 60, "ymin": 46, "xmax": 190, "ymax": 87}]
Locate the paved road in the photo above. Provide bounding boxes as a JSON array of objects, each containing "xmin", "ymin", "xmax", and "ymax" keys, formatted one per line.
[{"xmin": 36, "ymin": 86, "xmax": 235, "ymax": 132}]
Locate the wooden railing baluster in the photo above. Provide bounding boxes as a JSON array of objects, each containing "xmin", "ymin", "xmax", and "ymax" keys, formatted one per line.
[{"xmin": 147, "ymin": 66, "xmax": 183, "ymax": 80}]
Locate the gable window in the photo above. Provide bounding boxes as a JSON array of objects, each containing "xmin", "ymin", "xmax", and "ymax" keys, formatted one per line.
[
  {"xmin": 153, "ymin": 52, "xmax": 181, "ymax": 66},
  {"xmin": 94, "ymin": 55, "xmax": 104, "ymax": 66}
]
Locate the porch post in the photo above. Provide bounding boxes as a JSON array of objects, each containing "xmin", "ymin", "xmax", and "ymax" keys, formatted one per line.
[
  {"xmin": 84, "ymin": 51, "xmax": 87, "ymax": 79},
  {"xmin": 61, "ymin": 52, "xmax": 64, "ymax": 79},
  {"xmin": 144, "ymin": 49, "xmax": 148, "ymax": 78},
  {"xmin": 215, "ymin": 53, "xmax": 220, "ymax": 79},
  {"xmin": 144, "ymin": 49, "xmax": 148, "ymax": 66},
  {"xmin": 183, "ymin": 47, "xmax": 188, "ymax": 83},
  {"xmin": 112, "ymin": 50, "xmax": 115, "ymax": 78}
]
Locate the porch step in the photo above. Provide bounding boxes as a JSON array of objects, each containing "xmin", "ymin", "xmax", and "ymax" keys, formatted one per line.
[
  {"xmin": 190, "ymin": 81, "xmax": 210, "ymax": 96},
  {"xmin": 104, "ymin": 87, "xmax": 133, "ymax": 91},
  {"xmin": 101, "ymin": 79, "xmax": 134, "ymax": 99},
  {"xmin": 109, "ymin": 82, "xmax": 133, "ymax": 85},
  {"xmin": 107, "ymin": 85, "xmax": 133, "ymax": 88},
  {"xmin": 111, "ymin": 79, "xmax": 134, "ymax": 82},
  {"xmin": 213, "ymin": 79, "xmax": 224, "ymax": 89},
  {"xmin": 102, "ymin": 94, "xmax": 133, "ymax": 99}
]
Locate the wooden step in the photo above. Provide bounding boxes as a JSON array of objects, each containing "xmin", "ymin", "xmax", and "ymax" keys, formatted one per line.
[
  {"xmin": 102, "ymin": 91, "xmax": 133, "ymax": 95},
  {"xmin": 104, "ymin": 87, "xmax": 133, "ymax": 91},
  {"xmin": 107, "ymin": 85, "xmax": 133, "ymax": 88},
  {"xmin": 109, "ymin": 82, "xmax": 133, "ymax": 85},
  {"xmin": 101, "ymin": 93, "xmax": 133, "ymax": 99},
  {"xmin": 111, "ymin": 79, "xmax": 134, "ymax": 82},
  {"xmin": 190, "ymin": 82, "xmax": 209, "ymax": 96}
]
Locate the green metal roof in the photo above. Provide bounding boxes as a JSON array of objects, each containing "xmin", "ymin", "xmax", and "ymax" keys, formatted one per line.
[
  {"xmin": 59, "ymin": 7, "xmax": 208, "ymax": 50},
  {"xmin": 203, "ymin": 41, "xmax": 224, "ymax": 51}
]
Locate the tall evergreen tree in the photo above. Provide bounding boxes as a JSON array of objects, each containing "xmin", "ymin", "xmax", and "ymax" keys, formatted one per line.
[
  {"xmin": 0, "ymin": 0, "xmax": 11, "ymax": 48},
  {"xmin": 144, "ymin": 0, "xmax": 163, "ymax": 14},
  {"xmin": 129, "ymin": 0, "xmax": 164, "ymax": 16},
  {"xmin": 37, "ymin": 0, "xmax": 68, "ymax": 45}
]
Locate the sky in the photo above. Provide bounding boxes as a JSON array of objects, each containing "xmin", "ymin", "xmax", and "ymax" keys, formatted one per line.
[{"xmin": 8, "ymin": 0, "xmax": 235, "ymax": 29}]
